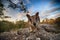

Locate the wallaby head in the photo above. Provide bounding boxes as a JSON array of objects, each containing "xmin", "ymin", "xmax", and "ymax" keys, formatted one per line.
[{"xmin": 26, "ymin": 12, "xmax": 40, "ymax": 27}]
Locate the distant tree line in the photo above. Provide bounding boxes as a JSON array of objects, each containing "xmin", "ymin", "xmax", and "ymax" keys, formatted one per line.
[{"xmin": 41, "ymin": 17, "xmax": 60, "ymax": 26}]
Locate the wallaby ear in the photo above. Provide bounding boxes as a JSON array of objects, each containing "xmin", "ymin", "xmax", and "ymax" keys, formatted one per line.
[
  {"xmin": 26, "ymin": 14, "xmax": 30, "ymax": 18},
  {"xmin": 36, "ymin": 12, "xmax": 39, "ymax": 16}
]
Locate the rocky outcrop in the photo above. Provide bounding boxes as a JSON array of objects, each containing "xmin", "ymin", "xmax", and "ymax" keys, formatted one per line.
[{"xmin": 0, "ymin": 24, "xmax": 60, "ymax": 40}]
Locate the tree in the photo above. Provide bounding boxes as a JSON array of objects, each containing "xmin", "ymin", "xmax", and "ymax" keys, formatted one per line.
[
  {"xmin": 0, "ymin": 0, "xmax": 11, "ymax": 20},
  {"xmin": 49, "ymin": 19, "xmax": 55, "ymax": 24},
  {"xmin": 55, "ymin": 17, "xmax": 60, "ymax": 26},
  {"xmin": 7, "ymin": 0, "xmax": 29, "ymax": 13},
  {"xmin": 0, "ymin": 0, "xmax": 4, "ymax": 18}
]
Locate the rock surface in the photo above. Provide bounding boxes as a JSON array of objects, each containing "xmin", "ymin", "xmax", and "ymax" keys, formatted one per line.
[{"xmin": 0, "ymin": 24, "xmax": 60, "ymax": 40}]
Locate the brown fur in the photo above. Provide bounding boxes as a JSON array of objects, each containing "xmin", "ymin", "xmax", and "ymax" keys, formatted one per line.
[{"xmin": 26, "ymin": 12, "xmax": 40, "ymax": 32}]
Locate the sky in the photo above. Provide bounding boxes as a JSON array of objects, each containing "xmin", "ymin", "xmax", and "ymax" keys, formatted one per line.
[{"xmin": 1, "ymin": 0, "xmax": 60, "ymax": 22}]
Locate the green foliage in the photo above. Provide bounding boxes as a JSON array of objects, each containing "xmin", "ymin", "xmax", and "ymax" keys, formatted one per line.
[
  {"xmin": 55, "ymin": 17, "xmax": 60, "ymax": 26},
  {"xmin": 0, "ymin": 20, "xmax": 16, "ymax": 33},
  {"xmin": 53, "ymin": 17, "xmax": 60, "ymax": 33},
  {"xmin": 0, "ymin": 20, "xmax": 26, "ymax": 33},
  {"xmin": 16, "ymin": 20, "xmax": 26, "ymax": 28}
]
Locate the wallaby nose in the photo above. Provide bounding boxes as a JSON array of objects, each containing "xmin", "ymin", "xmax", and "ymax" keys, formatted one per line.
[{"xmin": 33, "ymin": 23, "xmax": 36, "ymax": 26}]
